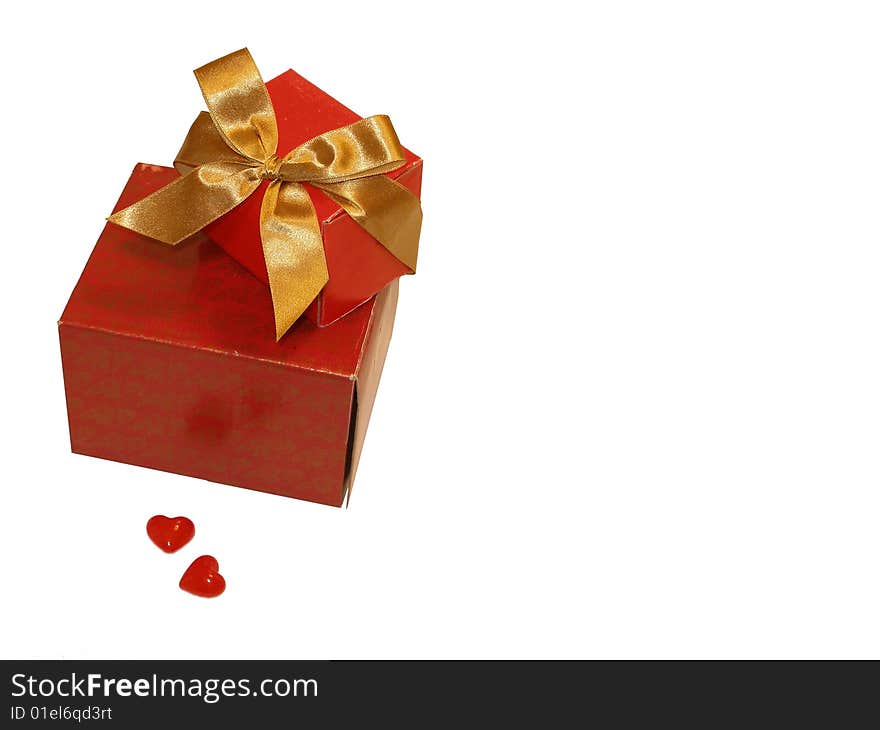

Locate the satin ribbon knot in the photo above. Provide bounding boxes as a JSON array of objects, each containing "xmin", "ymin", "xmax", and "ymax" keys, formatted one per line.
[
  {"xmin": 108, "ymin": 48, "xmax": 422, "ymax": 340},
  {"xmin": 260, "ymin": 154, "xmax": 284, "ymax": 181}
]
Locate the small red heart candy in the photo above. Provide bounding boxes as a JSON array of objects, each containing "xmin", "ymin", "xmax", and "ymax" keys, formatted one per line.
[
  {"xmin": 179, "ymin": 555, "xmax": 226, "ymax": 598},
  {"xmin": 146, "ymin": 515, "xmax": 195, "ymax": 553}
]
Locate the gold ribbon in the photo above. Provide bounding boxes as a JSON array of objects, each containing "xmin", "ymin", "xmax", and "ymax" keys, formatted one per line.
[{"xmin": 109, "ymin": 49, "xmax": 421, "ymax": 339}]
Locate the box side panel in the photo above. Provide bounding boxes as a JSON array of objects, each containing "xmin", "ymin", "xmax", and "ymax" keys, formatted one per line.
[
  {"xmin": 59, "ymin": 323, "xmax": 354, "ymax": 507},
  {"xmin": 204, "ymin": 181, "xmax": 271, "ymax": 285},
  {"xmin": 316, "ymin": 162, "xmax": 422, "ymax": 327},
  {"xmin": 343, "ymin": 279, "xmax": 400, "ymax": 501}
]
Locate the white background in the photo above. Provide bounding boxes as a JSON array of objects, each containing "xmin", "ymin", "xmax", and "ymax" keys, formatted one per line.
[{"xmin": 1, "ymin": 1, "xmax": 878, "ymax": 659}]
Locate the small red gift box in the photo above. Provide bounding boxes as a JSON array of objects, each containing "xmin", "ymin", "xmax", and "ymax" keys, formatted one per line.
[
  {"xmin": 191, "ymin": 68, "xmax": 422, "ymax": 328},
  {"xmin": 59, "ymin": 164, "xmax": 398, "ymax": 507}
]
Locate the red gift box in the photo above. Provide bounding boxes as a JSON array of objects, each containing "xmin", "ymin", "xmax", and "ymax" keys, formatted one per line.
[
  {"xmin": 188, "ymin": 69, "xmax": 422, "ymax": 328},
  {"xmin": 59, "ymin": 164, "xmax": 399, "ymax": 507}
]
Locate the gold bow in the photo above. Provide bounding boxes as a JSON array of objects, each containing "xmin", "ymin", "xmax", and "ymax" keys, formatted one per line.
[{"xmin": 109, "ymin": 48, "xmax": 421, "ymax": 339}]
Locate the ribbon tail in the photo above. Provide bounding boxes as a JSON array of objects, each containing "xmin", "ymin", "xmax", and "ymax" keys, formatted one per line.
[
  {"xmin": 312, "ymin": 176, "xmax": 422, "ymax": 272},
  {"xmin": 108, "ymin": 162, "xmax": 261, "ymax": 244},
  {"xmin": 260, "ymin": 181, "xmax": 329, "ymax": 340}
]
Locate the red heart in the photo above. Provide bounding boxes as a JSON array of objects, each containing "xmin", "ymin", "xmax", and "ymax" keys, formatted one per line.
[
  {"xmin": 179, "ymin": 555, "xmax": 226, "ymax": 598},
  {"xmin": 146, "ymin": 515, "xmax": 195, "ymax": 553}
]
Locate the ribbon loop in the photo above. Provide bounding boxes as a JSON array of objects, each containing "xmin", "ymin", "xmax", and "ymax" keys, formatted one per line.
[
  {"xmin": 278, "ymin": 115, "xmax": 408, "ymax": 184},
  {"xmin": 194, "ymin": 48, "xmax": 278, "ymax": 162},
  {"xmin": 107, "ymin": 49, "xmax": 421, "ymax": 340}
]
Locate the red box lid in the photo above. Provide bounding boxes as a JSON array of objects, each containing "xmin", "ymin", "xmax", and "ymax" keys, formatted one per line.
[{"xmin": 66, "ymin": 163, "xmax": 381, "ymax": 371}]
